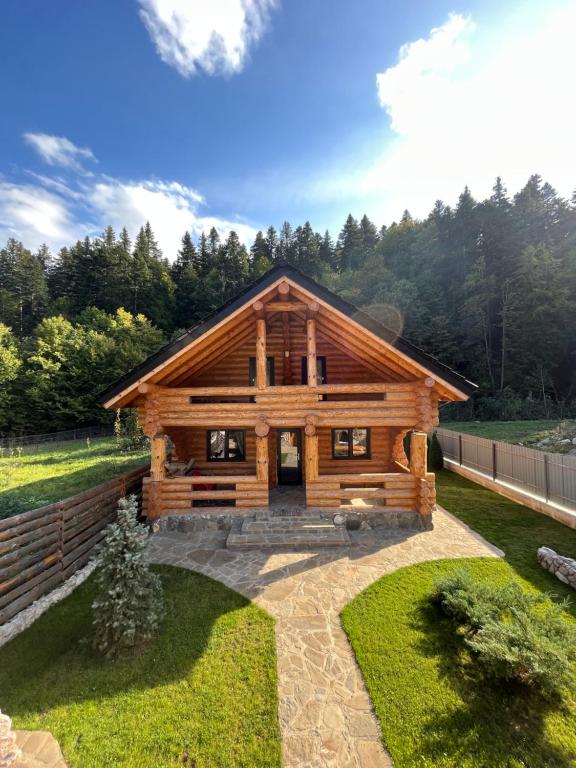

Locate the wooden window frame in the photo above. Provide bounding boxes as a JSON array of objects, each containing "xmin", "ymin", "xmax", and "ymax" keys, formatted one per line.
[
  {"xmin": 301, "ymin": 355, "xmax": 327, "ymax": 385},
  {"xmin": 249, "ymin": 356, "xmax": 275, "ymax": 387},
  {"xmin": 331, "ymin": 428, "xmax": 371, "ymax": 460},
  {"xmin": 206, "ymin": 429, "xmax": 246, "ymax": 462}
]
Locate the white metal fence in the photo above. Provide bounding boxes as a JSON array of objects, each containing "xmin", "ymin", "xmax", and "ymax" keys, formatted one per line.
[{"xmin": 436, "ymin": 428, "xmax": 576, "ymax": 512}]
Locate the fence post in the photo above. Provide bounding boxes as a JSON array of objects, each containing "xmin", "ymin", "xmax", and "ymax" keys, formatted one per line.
[
  {"xmin": 458, "ymin": 434, "xmax": 463, "ymax": 466},
  {"xmin": 492, "ymin": 441, "xmax": 497, "ymax": 480},
  {"xmin": 58, "ymin": 501, "xmax": 65, "ymax": 586},
  {"xmin": 543, "ymin": 453, "xmax": 550, "ymax": 502}
]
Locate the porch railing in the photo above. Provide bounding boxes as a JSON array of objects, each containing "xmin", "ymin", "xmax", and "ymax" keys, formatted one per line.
[
  {"xmin": 305, "ymin": 471, "xmax": 419, "ymax": 509},
  {"xmin": 142, "ymin": 475, "xmax": 269, "ymax": 517}
]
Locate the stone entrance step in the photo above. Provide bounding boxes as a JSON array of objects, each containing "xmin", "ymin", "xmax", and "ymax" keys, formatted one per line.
[{"xmin": 227, "ymin": 514, "xmax": 351, "ymax": 550}]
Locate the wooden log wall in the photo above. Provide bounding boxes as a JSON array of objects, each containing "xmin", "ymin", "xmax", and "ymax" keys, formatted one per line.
[
  {"xmin": 179, "ymin": 316, "xmax": 380, "ymax": 389},
  {"xmin": 0, "ymin": 465, "xmax": 148, "ymax": 627},
  {"xmin": 317, "ymin": 427, "xmax": 394, "ymax": 474},
  {"xmin": 148, "ymin": 385, "xmax": 421, "ymax": 430},
  {"xmin": 169, "ymin": 427, "xmax": 256, "ymax": 474}
]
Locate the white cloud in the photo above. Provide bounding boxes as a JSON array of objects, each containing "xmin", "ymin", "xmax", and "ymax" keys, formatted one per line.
[
  {"xmin": 138, "ymin": 0, "xmax": 277, "ymax": 77},
  {"xmin": 88, "ymin": 178, "xmax": 257, "ymax": 255},
  {"xmin": 376, "ymin": 14, "xmax": 475, "ymax": 135},
  {"xmin": 0, "ymin": 136, "xmax": 257, "ymax": 255},
  {"xmin": 313, "ymin": 3, "xmax": 576, "ymax": 222},
  {"xmin": 24, "ymin": 133, "xmax": 96, "ymax": 171},
  {"xmin": 0, "ymin": 182, "xmax": 76, "ymax": 248}
]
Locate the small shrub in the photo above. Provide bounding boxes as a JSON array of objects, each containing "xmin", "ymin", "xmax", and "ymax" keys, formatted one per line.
[
  {"xmin": 92, "ymin": 495, "xmax": 163, "ymax": 658},
  {"xmin": 433, "ymin": 569, "xmax": 576, "ymax": 697},
  {"xmin": 427, "ymin": 432, "xmax": 444, "ymax": 470},
  {"xmin": 114, "ymin": 409, "xmax": 149, "ymax": 452}
]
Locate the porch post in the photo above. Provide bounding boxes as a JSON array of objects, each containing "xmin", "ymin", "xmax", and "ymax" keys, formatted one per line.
[
  {"xmin": 410, "ymin": 431, "xmax": 428, "ymax": 478},
  {"xmin": 255, "ymin": 419, "xmax": 270, "ymax": 484},
  {"xmin": 306, "ymin": 302, "xmax": 319, "ymax": 386},
  {"xmin": 254, "ymin": 301, "xmax": 267, "ymax": 389},
  {"xmin": 305, "ymin": 416, "xmax": 319, "ymax": 482},
  {"xmin": 147, "ymin": 433, "xmax": 168, "ymax": 520},
  {"xmin": 150, "ymin": 434, "xmax": 168, "ymax": 481}
]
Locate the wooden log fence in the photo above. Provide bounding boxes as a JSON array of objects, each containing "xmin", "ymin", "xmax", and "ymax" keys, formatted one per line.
[{"xmin": 0, "ymin": 464, "xmax": 149, "ymax": 626}]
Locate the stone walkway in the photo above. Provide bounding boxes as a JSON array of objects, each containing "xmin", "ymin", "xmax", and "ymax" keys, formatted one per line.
[
  {"xmin": 147, "ymin": 508, "xmax": 502, "ymax": 768},
  {"xmin": 15, "ymin": 730, "xmax": 67, "ymax": 767}
]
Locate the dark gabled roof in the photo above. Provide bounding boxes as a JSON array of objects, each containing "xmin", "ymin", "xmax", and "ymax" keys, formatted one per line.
[{"xmin": 99, "ymin": 263, "xmax": 477, "ymax": 405}]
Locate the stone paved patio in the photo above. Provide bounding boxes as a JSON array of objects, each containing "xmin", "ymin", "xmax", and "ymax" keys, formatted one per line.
[{"xmin": 147, "ymin": 507, "xmax": 502, "ymax": 768}]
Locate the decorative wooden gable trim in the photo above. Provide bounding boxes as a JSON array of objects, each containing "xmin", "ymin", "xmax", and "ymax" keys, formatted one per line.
[{"xmin": 99, "ymin": 266, "xmax": 476, "ymax": 408}]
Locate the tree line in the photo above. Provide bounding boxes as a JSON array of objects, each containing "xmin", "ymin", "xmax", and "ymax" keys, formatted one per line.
[{"xmin": 1, "ymin": 173, "xmax": 575, "ymax": 435}]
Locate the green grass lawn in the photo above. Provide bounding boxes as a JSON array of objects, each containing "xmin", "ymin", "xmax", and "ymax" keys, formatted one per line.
[
  {"xmin": 0, "ymin": 565, "xmax": 281, "ymax": 768},
  {"xmin": 342, "ymin": 471, "xmax": 576, "ymax": 768},
  {"xmin": 442, "ymin": 419, "xmax": 574, "ymax": 444},
  {"xmin": 0, "ymin": 437, "xmax": 149, "ymax": 518}
]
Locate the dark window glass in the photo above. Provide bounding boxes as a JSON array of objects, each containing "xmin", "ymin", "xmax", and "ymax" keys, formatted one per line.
[
  {"xmin": 333, "ymin": 428, "xmax": 350, "ymax": 458},
  {"xmin": 249, "ymin": 356, "xmax": 275, "ymax": 386},
  {"xmin": 301, "ymin": 356, "xmax": 327, "ymax": 384},
  {"xmin": 207, "ymin": 430, "xmax": 246, "ymax": 461},
  {"xmin": 331, "ymin": 428, "xmax": 370, "ymax": 459}
]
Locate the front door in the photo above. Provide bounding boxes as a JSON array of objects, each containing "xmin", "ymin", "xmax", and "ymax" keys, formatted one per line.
[{"xmin": 277, "ymin": 429, "xmax": 302, "ymax": 485}]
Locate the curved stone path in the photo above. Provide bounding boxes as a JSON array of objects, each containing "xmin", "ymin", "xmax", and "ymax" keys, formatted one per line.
[{"xmin": 147, "ymin": 508, "xmax": 502, "ymax": 768}]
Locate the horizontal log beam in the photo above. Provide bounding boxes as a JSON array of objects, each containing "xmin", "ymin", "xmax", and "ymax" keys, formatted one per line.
[
  {"xmin": 146, "ymin": 474, "xmax": 260, "ymax": 485},
  {"xmin": 312, "ymin": 472, "xmax": 416, "ymax": 483},
  {"xmin": 147, "ymin": 382, "xmax": 425, "ymax": 397},
  {"xmin": 264, "ymin": 301, "xmax": 307, "ymax": 312}
]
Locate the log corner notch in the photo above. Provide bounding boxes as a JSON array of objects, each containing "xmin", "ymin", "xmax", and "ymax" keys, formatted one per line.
[
  {"xmin": 410, "ymin": 430, "xmax": 435, "ymax": 519},
  {"xmin": 416, "ymin": 378, "xmax": 440, "ymax": 433}
]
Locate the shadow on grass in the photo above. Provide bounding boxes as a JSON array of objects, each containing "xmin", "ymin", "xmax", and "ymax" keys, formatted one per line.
[
  {"xmin": 0, "ymin": 564, "xmax": 280, "ymax": 767},
  {"xmin": 437, "ymin": 470, "xmax": 576, "ymax": 620},
  {"xmin": 0, "ymin": 565, "xmax": 264, "ymax": 714},
  {"xmin": 411, "ymin": 594, "xmax": 576, "ymax": 768}
]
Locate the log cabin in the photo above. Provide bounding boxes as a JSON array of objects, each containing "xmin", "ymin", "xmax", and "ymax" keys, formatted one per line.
[{"xmin": 99, "ymin": 265, "xmax": 475, "ymax": 527}]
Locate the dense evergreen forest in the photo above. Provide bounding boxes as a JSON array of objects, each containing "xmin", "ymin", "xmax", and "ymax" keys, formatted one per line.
[{"xmin": 1, "ymin": 174, "xmax": 575, "ymax": 436}]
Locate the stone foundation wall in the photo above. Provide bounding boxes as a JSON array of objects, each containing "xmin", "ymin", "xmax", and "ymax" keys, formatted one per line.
[
  {"xmin": 152, "ymin": 507, "xmax": 432, "ymax": 535},
  {"xmin": 537, "ymin": 547, "xmax": 576, "ymax": 589}
]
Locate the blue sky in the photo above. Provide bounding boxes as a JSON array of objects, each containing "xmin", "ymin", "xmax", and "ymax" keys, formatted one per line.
[{"xmin": 0, "ymin": 0, "xmax": 574, "ymax": 258}]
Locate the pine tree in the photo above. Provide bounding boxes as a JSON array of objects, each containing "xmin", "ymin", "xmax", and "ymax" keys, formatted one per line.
[
  {"xmin": 250, "ymin": 231, "xmax": 272, "ymax": 277},
  {"xmin": 0, "ymin": 239, "xmax": 48, "ymax": 335},
  {"xmin": 173, "ymin": 232, "xmax": 200, "ymax": 326},
  {"xmin": 359, "ymin": 215, "xmax": 379, "ymax": 258},
  {"xmin": 337, "ymin": 214, "xmax": 363, "ymax": 271},
  {"xmin": 319, "ymin": 230, "xmax": 336, "ymax": 269},
  {"xmin": 92, "ymin": 495, "xmax": 163, "ymax": 658},
  {"xmin": 265, "ymin": 225, "xmax": 278, "ymax": 263},
  {"xmin": 277, "ymin": 222, "xmax": 294, "ymax": 263}
]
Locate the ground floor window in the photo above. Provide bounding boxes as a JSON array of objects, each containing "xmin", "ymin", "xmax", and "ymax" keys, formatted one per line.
[
  {"xmin": 207, "ymin": 430, "xmax": 246, "ymax": 461},
  {"xmin": 332, "ymin": 428, "xmax": 370, "ymax": 459}
]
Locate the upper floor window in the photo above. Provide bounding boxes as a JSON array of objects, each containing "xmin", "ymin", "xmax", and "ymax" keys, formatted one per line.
[
  {"xmin": 207, "ymin": 430, "xmax": 246, "ymax": 461},
  {"xmin": 249, "ymin": 356, "xmax": 275, "ymax": 386},
  {"xmin": 332, "ymin": 428, "xmax": 370, "ymax": 459},
  {"xmin": 301, "ymin": 356, "xmax": 327, "ymax": 385}
]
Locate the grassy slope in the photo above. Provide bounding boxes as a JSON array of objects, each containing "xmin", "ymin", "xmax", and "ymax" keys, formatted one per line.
[
  {"xmin": 342, "ymin": 471, "xmax": 576, "ymax": 768},
  {"xmin": 0, "ymin": 566, "xmax": 281, "ymax": 768},
  {"xmin": 442, "ymin": 420, "xmax": 573, "ymax": 443},
  {"xmin": 0, "ymin": 438, "xmax": 149, "ymax": 518}
]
